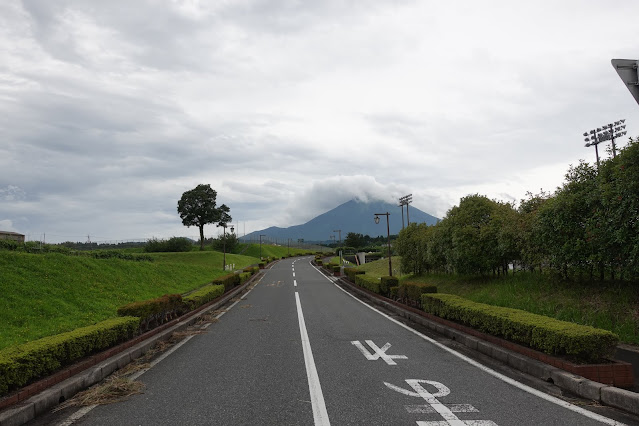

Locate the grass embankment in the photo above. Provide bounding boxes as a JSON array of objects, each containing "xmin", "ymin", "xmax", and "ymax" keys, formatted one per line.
[
  {"xmin": 0, "ymin": 250, "xmax": 258, "ymax": 350},
  {"xmin": 352, "ymin": 256, "xmax": 404, "ymax": 278},
  {"xmin": 350, "ymin": 258, "xmax": 639, "ymax": 345}
]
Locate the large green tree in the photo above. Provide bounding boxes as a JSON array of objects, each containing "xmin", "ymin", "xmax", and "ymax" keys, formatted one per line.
[
  {"xmin": 344, "ymin": 232, "xmax": 366, "ymax": 248},
  {"xmin": 177, "ymin": 184, "xmax": 232, "ymax": 251}
]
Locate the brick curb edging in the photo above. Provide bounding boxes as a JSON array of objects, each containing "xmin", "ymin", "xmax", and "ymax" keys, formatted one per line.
[
  {"xmin": 0, "ymin": 270, "xmax": 266, "ymax": 426},
  {"xmin": 333, "ymin": 275, "xmax": 639, "ymax": 417}
]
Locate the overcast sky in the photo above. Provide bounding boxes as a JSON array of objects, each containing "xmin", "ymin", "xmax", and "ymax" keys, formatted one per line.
[{"xmin": 1, "ymin": 0, "xmax": 638, "ymax": 243}]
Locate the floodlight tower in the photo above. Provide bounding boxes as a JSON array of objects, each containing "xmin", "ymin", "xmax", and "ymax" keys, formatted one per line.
[
  {"xmin": 399, "ymin": 194, "xmax": 413, "ymax": 228},
  {"xmin": 583, "ymin": 120, "xmax": 626, "ymax": 168}
]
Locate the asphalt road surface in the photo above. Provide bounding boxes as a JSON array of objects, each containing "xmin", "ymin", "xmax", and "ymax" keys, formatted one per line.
[{"xmin": 41, "ymin": 257, "xmax": 637, "ymax": 425}]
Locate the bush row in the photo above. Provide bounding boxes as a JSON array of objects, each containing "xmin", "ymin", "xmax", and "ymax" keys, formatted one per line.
[
  {"xmin": 117, "ymin": 294, "xmax": 183, "ymax": 331},
  {"xmin": 182, "ymin": 285, "xmax": 225, "ymax": 310},
  {"xmin": 344, "ymin": 268, "xmax": 365, "ymax": 281},
  {"xmin": 0, "ymin": 316, "xmax": 139, "ymax": 396},
  {"xmin": 116, "ymin": 267, "xmax": 262, "ymax": 329},
  {"xmin": 353, "ymin": 274, "xmax": 398, "ymax": 297},
  {"xmin": 144, "ymin": 237, "xmax": 193, "ymax": 253},
  {"xmin": 421, "ymin": 293, "xmax": 619, "ymax": 363},
  {"xmin": 0, "ymin": 241, "xmax": 153, "ymax": 261},
  {"xmin": 397, "ymin": 282, "xmax": 437, "ymax": 306}
]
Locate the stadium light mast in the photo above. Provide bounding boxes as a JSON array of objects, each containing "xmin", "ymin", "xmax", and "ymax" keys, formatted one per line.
[
  {"xmin": 583, "ymin": 120, "xmax": 626, "ymax": 168},
  {"xmin": 399, "ymin": 194, "xmax": 412, "ymax": 229}
]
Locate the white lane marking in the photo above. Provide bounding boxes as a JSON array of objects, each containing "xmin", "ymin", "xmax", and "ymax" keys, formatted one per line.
[
  {"xmin": 295, "ymin": 292, "xmax": 331, "ymax": 426},
  {"xmin": 57, "ymin": 279, "xmax": 263, "ymax": 426},
  {"xmin": 406, "ymin": 404, "xmax": 479, "ymax": 414},
  {"xmin": 386, "ymin": 380, "xmax": 493, "ymax": 426},
  {"xmin": 323, "ymin": 275, "xmax": 627, "ymax": 426},
  {"xmin": 294, "ymin": 280, "xmax": 298, "ymax": 287},
  {"xmin": 417, "ymin": 421, "xmax": 497, "ymax": 426},
  {"xmin": 57, "ymin": 405, "xmax": 96, "ymax": 426},
  {"xmin": 351, "ymin": 340, "xmax": 407, "ymax": 365},
  {"xmin": 293, "ymin": 272, "xmax": 296, "ymax": 277}
]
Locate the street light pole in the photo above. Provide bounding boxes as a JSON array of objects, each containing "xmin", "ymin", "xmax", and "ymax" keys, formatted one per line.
[
  {"xmin": 259, "ymin": 234, "xmax": 266, "ymax": 260},
  {"xmin": 374, "ymin": 212, "xmax": 392, "ymax": 276},
  {"xmin": 222, "ymin": 225, "xmax": 234, "ymax": 270},
  {"xmin": 222, "ymin": 224, "xmax": 226, "ymax": 270}
]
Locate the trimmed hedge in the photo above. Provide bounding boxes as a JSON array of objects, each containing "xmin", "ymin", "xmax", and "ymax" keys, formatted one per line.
[
  {"xmin": 398, "ymin": 282, "xmax": 437, "ymax": 305},
  {"xmin": 344, "ymin": 268, "xmax": 365, "ymax": 282},
  {"xmin": 117, "ymin": 294, "xmax": 183, "ymax": 330},
  {"xmin": 182, "ymin": 284, "xmax": 225, "ymax": 310},
  {"xmin": 421, "ymin": 293, "xmax": 619, "ymax": 363},
  {"xmin": 243, "ymin": 266, "xmax": 259, "ymax": 275},
  {"xmin": 316, "ymin": 260, "xmax": 323, "ymax": 266},
  {"xmin": 117, "ymin": 293, "xmax": 182, "ymax": 316},
  {"xmin": 355, "ymin": 274, "xmax": 382, "ymax": 294},
  {"xmin": 390, "ymin": 286, "xmax": 399, "ymax": 299},
  {"xmin": 0, "ymin": 316, "xmax": 139, "ymax": 396},
  {"xmin": 332, "ymin": 265, "xmax": 341, "ymax": 273},
  {"xmin": 239, "ymin": 271, "xmax": 252, "ymax": 284},
  {"xmin": 212, "ymin": 273, "xmax": 241, "ymax": 291},
  {"xmin": 380, "ymin": 276, "xmax": 398, "ymax": 297}
]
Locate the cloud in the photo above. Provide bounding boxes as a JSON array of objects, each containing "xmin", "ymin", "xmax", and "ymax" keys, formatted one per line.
[{"xmin": 1, "ymin": 0, "xmax": 638, "ymax": 242}]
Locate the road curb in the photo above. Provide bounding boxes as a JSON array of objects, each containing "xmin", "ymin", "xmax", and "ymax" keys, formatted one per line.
[
  {"xmin": 0, "ymin": 272, "xmax": 263, "ymax": 426},
  {"xmin": 334, "ymin": 276, "xmax": 639, "ymax": 417}
]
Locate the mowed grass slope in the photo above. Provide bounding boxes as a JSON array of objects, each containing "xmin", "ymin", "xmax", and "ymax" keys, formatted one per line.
[
  {"xmin": 353, "ymin": 257, "xmax": 639, "ymax": 345},
  {"xmin": 0, "ymin": 250, "xmax": 258, "ymax": 350}
]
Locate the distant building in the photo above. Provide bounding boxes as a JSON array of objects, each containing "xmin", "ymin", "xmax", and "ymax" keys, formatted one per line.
[{"xmin": 0, "ymin": 231, "xmax": 25, "ymax": 243}]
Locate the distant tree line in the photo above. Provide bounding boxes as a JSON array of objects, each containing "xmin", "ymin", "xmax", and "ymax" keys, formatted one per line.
[
  {"xmin": 396, "ymin": 137, "xmax": 639, "ymax": 281},
  {"xmin": 342, "ymin": 232, "xmax": 397, "ymax": 249}
]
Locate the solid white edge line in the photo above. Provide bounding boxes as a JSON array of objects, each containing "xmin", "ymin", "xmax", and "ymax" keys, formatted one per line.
[
  {"xmin": 323, "ymin": 273, "xmax": 626, "ymax": 426},
  {"xmin": 295, "ymin": 292, "xmax": 331, "ymax": 426},
  {"xmin": 58, "ymin": 277, "xmax": 263, "ymax": 426}
]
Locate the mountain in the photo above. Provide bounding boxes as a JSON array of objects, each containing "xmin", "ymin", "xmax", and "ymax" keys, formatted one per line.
[{"xmin": 240, "ymin": 199, "xmax": 439, "ymax": 243}]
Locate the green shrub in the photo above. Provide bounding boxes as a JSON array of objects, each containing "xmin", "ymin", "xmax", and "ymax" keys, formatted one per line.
[
  {"xmin": 380, "ymin": 276, "xmax": 399, "ymax": 296},
  {"xmin": 88, "ymin": 250, "xmax": 153, "ymax": 262},
  {"xmin": 332, "ymin": 265, "xmax": 341, "ymax": 273},
  {"xmin": 0, "ymin": 240, "xmax": 20, "ymax": 251},
  {"xmin": 182, "ymin": 284, "xmax": 225, "ymax": 310},
  {"xmin": 398, "ymin": 282, "xmax": 437, "ymax": 305},
  {"xmin": 117, "ymin": 294, "xmax": 183, "ymax": 330},
  {"xmin": 344, "ymin": 268, "xmax": 365, "ymax": 281},
  {"xmin": 421, "ymin": 293, "xmax": 618, "ymax": 363},
  {"xmin": 390, "ymin": 286, "xmax": 399, "ymax": 299},
  {"xmin": 316, "ymin": 260, "xmax": 323, "ymax": 266},
  {"xmin": 144, "ymin": 237, "xmax": 193, "ymax": 253},
  {"xmin": 0, "ymin": 316, "xmax": 139, "ymax": 396},
  {"xmin": 355, "ymin": 274, "xmax": 382, "ymax": 294},
  {"xmin": 243, "ymin": 266, "xmax": 259, "ymax": 275},
  {"xmin": 212, "ymin": 273, "xmax": 240, "ymax": 291},
  {"xmin": 239, "ymin": 271, "xmax": 252, "ymax": 284}
]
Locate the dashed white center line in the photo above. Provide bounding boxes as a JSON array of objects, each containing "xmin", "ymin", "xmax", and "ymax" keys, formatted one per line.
[{"xmin": 295, "ymin": 292, "xmax": 330, "ymax": 425}]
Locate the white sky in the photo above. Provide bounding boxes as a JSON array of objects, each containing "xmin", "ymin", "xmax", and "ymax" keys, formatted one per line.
[{"xmin": 1, "ymin": 0, "xmax": 638, "ymax": 243}]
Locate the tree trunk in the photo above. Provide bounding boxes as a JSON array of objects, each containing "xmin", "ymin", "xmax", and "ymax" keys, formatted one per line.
[{"xmin": 199, "ymin": 225, "xmax": 205, "ymax": 251}]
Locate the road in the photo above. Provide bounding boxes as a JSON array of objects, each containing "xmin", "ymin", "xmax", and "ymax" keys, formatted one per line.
[{"xmin": 44, "ymin": 257, "xmax": 636, "ymax": 425}]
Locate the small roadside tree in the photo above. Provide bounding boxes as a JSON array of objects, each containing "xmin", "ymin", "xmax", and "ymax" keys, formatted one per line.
[{"xmin": 177, "ymin": 184, "xmax": 232, "ymax": 251}]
